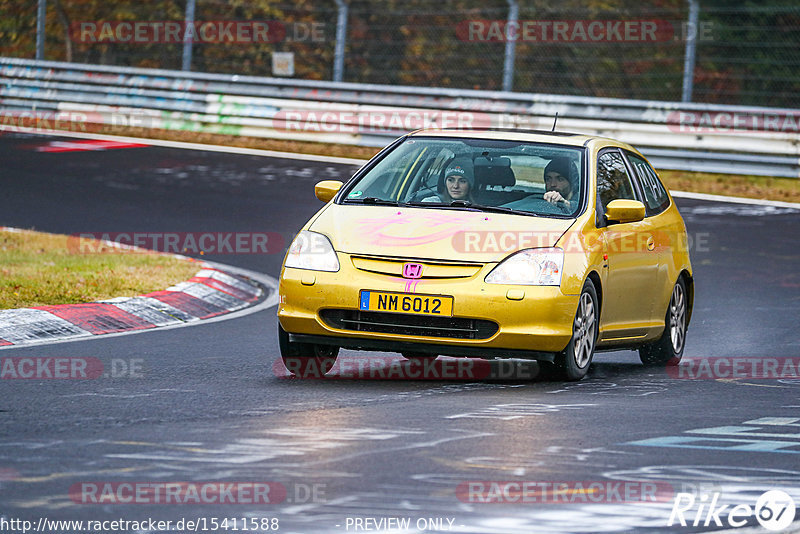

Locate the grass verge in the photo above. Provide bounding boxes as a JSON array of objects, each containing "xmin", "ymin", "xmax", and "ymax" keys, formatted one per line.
[
  {"xmin": 0, "ymin": 228, "xmax": 201, "ymax": 309},
  {"xmin": 658, "ymin": 170, "xmax": 800, "ymax": 203}
]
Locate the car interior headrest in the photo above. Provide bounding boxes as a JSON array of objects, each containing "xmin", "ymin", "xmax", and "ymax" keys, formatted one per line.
[{"xmin": 473, "ymin": 156, "xmax": 515, "ymax": 188}]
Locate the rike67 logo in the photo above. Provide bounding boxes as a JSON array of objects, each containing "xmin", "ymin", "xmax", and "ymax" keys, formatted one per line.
[{"xmin": 669, "ymin": 489, "xmax": 796, "ymax": 531}]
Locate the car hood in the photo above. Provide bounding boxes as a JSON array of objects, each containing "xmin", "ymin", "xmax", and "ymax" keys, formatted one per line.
[{"xmin": 309, "ymin": 203, "xmax": 576, "ymax": 263}]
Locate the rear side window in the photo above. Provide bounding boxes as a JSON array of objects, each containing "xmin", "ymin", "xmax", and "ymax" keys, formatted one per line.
[{"xmin": 626, "ymin": 152, "xmax": 670, "ymax": 214}]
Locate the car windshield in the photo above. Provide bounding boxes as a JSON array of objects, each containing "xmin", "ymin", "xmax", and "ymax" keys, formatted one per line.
[{"xmin": 341, "ymin": 137, "xmax": 585, "ymax": 217}]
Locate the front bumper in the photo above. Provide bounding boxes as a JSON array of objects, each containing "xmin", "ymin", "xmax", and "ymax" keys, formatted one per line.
[{"xmin": 277, "ymin": 257, "xmax": 579, "ymax": 357}]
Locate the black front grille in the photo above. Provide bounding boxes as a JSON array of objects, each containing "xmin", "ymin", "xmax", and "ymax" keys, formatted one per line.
[{"xmin": 320, "ymin": 309, "xmax": 498, "ymax": 339}]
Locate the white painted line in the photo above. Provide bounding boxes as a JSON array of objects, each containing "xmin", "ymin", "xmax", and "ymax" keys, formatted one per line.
[
  {"xmin": 0, "ymin": 126, "xmax": 369, "ymax": 166},
  {"xmin": 672, "ymin": 190, "xmax": 800, "ymax": 209},
  {"xmin": 0, "ymin": 261, "xmax": 278, "ymax": 351},
  {"xmin": 744, "ymin": 417, "xmax": 800, "ymax": 426}
]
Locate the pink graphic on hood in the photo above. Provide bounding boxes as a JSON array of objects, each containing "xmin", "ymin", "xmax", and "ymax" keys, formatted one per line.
[{"xmin": 355, "ymin": 211, "xmax": 483, "ymax": 247}]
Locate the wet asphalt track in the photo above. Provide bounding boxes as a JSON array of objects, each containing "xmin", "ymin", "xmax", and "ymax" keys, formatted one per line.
[{"xmin": 2, "ymin": 132, "xmax": 800, "ymax": 533}]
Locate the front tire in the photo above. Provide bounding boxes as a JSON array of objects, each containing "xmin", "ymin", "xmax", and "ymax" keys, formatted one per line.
[
  {"xmin": 552, "ymin": 280, "xmax": 598, "ymax": 381},
  {"xmin": 639, "ymin": 277, "xmax": 687, "ymax": 366},
  {"xmin": 278, "ymin": 324, "xmax": 339, "ymax": 378}
]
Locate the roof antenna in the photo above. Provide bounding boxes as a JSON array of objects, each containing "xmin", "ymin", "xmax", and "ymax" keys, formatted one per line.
[{"xmin": 551, "ymin": 112, "xmax": 559, "ymax": 132}]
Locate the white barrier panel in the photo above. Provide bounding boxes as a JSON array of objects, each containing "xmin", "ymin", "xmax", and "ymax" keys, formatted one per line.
[{"xmin": 1, "ymin": 57, "xmax": 798, "ymax": 177}]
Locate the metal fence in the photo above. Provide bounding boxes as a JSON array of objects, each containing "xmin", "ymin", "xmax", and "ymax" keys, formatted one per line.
[
  {"xmin": 2, "ymin": 57, "xmax": 799, "ymax": 178},
  {"xmin": 3, "ymin": 0, "xmax": 800, "ymax": 108}
]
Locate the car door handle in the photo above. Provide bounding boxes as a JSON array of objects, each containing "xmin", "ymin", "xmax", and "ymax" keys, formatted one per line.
[{"xmin": 646, "ymin": 236, "xmax": 655, "ymax": 251}]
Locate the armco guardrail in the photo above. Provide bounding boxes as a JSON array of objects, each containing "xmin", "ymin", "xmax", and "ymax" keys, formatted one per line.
[{"xmin": 1, "ymin": 57, "xmax": 799, "ymax": 178}]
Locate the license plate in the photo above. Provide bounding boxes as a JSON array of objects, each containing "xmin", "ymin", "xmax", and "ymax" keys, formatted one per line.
[{"xmin": 359, "ymin": 290, "xmax": 453, "ymax": 317}]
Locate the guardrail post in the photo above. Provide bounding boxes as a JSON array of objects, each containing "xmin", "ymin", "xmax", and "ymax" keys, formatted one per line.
[
  {"xmin": 182, "ymin": 0, "xmax": 196, "ymax": 71},
  {"xmin": 502, "ymin": 0, "xmax": 518, "ymax": 92},
  {"xmin": 681, "ymin": 0, "xmax": 699, "ymax": 103},
  {"xmin": 36, "ymin": 0, "xmax": 47, "ymax": 59},
  {"xmin": 333, "ymin": 0, "xmax": 348, "ymax": 82}
]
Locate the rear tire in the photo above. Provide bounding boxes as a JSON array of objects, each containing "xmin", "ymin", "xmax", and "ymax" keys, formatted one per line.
[
  {"xmin": 278, "ymin": 324, "xmax": 339, "ymax": 378},
  {"xmin": 552, "ymin": 280, "xmax": 598, "ymax": 381},
  {"xmin": 639, "ymin": 277, "xmax": 687, "ymax": 367}
]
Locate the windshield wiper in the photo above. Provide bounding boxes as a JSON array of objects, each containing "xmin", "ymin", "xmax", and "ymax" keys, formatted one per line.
[
  {"xmin": 450, "ymin": 201, "xmax": 540, "ymax": 216},
  {"xmin": 405, "ymin": 201, "xmax": 448, "ymax": 207},
  {"xmin": 361, "ymin": 199, "xmax": 542, "ymax": 217},
  {"xmin": 345, "ymin": 197, "xmax": 401, "ymax": 206}
]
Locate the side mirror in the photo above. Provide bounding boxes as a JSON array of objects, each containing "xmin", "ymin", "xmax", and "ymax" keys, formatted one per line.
[
  {"xmin": 604, "ymin": 199, "xmax": 646, "ymax": 224},
  {"xmin": 314, "ymin": 180, "xmax": 343, "ymax": 203}
]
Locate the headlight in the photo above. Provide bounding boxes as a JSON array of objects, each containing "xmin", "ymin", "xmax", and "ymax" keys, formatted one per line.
[
  {"xmin": 485, "ymin": 248, "xmax": 563, "ymax": 286},
  {"xmin": 284, "ymin": 231, "xmax": 340, "ymax": 272}
]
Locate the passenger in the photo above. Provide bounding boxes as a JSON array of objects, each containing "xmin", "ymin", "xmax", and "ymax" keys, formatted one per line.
[
  {"xmin": 542, "ymin": 157, "xmax": 578, "ymax": 211},
  {"xmin": 598, "ymin": 169, "xmax": 629, "ymax": 211},
  {"xmin": 423, "ymin": 157, "xmax": 474, "ymax": 203}
]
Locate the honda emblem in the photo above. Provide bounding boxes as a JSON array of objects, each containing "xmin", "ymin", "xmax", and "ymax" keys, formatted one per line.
[{"xmin": 402, "ymin": 263, "xmax": 423, "ymax": 279}]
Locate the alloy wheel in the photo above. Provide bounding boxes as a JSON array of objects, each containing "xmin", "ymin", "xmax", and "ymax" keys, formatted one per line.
[{"xmin": 573, "ymin": 292, "xmax": 596, "ymax": 368}]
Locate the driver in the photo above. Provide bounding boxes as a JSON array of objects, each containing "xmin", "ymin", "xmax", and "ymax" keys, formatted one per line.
[{"xmin": 542, "ymin": 157, "xmax": 578, "ymax": 211}]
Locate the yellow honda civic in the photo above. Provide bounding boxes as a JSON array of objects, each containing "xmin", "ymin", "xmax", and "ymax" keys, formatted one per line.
[{"xmin": 277, "ymin": 129, "xmax": 693, "ymax": 380}]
